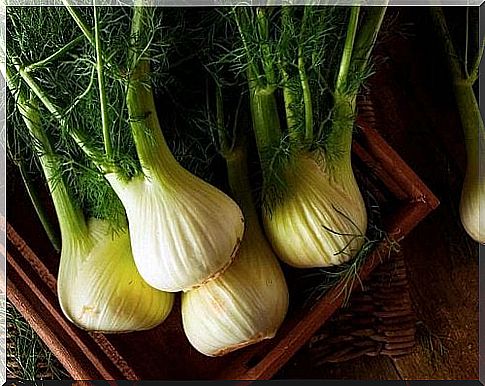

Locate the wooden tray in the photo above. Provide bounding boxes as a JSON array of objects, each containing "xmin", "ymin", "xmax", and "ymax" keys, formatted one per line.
[{"xmin": 3, "ymin": 121, "xmax": 439, "ymax": 381}]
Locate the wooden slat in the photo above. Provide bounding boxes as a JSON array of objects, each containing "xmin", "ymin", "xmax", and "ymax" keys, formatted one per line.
[{"xmin": 356, "ymin": 121, "xmax": 439, "ymax": 208}]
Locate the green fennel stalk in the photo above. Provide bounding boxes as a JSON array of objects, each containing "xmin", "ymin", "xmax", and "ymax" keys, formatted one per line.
[
  {"xmin": 5, "ymin": 67, "xmax": 88, "ymax": 242},
  {"xmin": 17, "ymin": 159, "xmax": 61, "ymax": 252}
]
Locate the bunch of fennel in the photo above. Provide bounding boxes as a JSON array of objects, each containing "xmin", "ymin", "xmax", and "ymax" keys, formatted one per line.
[
  {"xmin": 7, "ymin": 5, "xmax": 245, "ymax": 293},
  {"xmin": 431, "ymin": 8, "xmax": 484, "ymax": 244},
  {"xmin": 211, "ymin": 6, "xmax": 387, "ymax": 268},
  {"xmin": 5, "ymin": 66, "xmax": 174, "ymax": 332}
]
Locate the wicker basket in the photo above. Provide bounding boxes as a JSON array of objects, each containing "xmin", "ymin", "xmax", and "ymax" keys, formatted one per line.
[{"xmin": 307, "ymin": 251, "xmax": 416, "ymax": 365}]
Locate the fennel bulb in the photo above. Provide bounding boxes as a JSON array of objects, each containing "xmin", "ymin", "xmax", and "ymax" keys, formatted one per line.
[
  {"xmin": 105, "ymin": 165, "xmax": 245, "ymax": 292},
  {"xmin": 58, "ymin": 218, "xmax": 175, "ymax": 332},
  {"xmin": 6, "ymin": 68, "xmax": 174, "ymax": 333},
  {"xmin": 460, "ymin": 157, "xmax": 485, "ymax": 244},
  {"xmin": 181, "ymin": 227, "xmax": 289, "ymax": 356},
  {"xmin": 100, "ymin": 8, "xmax": 245, "ymax": 292},
  {"xmin": 457, "ymin": 85, "xmax": 485, "ymax": 244},
  {"xmin": 181, "ymin": 150, "xmax": 289, "ymax": 356},
  {"xmin": 262, "ymin": 152, "xmax": 367, "ymax": 268},
  {"xmin": 221, "ymin": 7, "xmax": 383, "ymax": 268}
]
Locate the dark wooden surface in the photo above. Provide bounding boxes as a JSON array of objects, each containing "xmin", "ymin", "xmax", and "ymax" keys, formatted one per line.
[{"xmin": 277, "ymin": 8, "xmax": 479, "ymax": 380}]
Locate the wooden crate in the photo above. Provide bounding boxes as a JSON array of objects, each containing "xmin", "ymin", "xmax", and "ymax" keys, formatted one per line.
[{"xmin": 3, "ymin": 121, "xmax": 439, "ymax": 381}]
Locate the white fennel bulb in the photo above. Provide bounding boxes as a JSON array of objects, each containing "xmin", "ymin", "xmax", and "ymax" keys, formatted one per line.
[
  {"xmin": 181, "ymin": 150, "xmax": 289, "ymax": 356},
  {"xmin": 108, "ymin": 35, "xmax": 245, "ymax": 291},
  {"xmin": 58, "ymin": 218, "xmax": 174, "ymax": 332},
  {"xmin": 263, "ymin": 152, "xmax": 367, "ymax": 268},
  {"xmin": 460, "ymin": 166, "xmax": 485, "ymax": 244},
  {"xmin": 105, "ymin": 168, "xmax": 245, "ymax": 292},
  {"xmin": 181, "ymin": 228, "xmax": 288, "ymax": 356},
  {"xmin": 430, "ymin": 9, "xmax": 484, "ymax": 244}
]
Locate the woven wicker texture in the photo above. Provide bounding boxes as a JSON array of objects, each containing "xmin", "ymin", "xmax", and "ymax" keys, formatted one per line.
[{"xmin": 306, "ymin": 249, "xmax": 416, "ymax": 366}]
